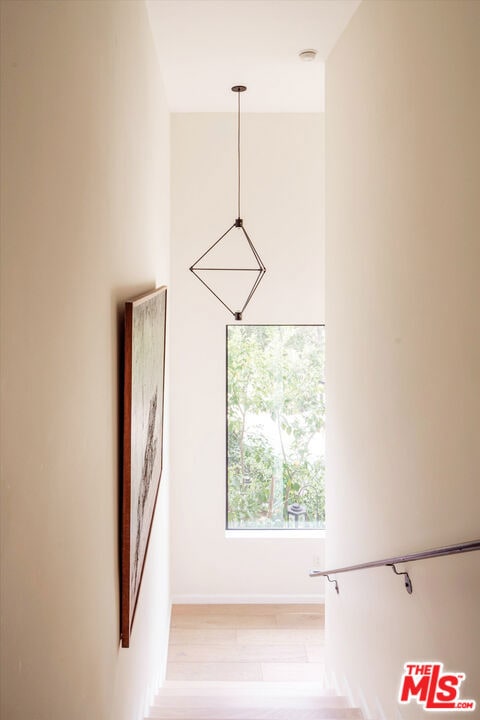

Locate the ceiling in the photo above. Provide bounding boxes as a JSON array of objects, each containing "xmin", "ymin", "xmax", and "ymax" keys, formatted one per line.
[{"xmin": 146, "ymin": 0, "xmax": 361, "ymax": 112}]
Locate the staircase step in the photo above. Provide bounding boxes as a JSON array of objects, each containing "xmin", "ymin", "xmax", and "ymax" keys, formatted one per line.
[
  {"xmin": 151, "ymin": 681, "xmax": 363, "ymax": 719},
  {"xmin": 147, "ymin": 709, "xmax": 362, "ymax": 720},
  {"xmin": 157, "ymin": 681, "xmax": 334, "ymax": 697},
  {"xmin": 152, "ymin": 696, "xmax": 348, "ymax": 709}
]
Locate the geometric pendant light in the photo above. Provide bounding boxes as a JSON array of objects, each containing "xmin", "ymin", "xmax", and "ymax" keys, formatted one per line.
[{"xmin": 189, "ymin": 85, "xmax": 266, "ymax": 321}]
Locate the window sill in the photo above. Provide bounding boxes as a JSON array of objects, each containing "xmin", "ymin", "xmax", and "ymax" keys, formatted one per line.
[{"xmin": 225, "ymin": 529, "xmax": 325, "ymax": 539}]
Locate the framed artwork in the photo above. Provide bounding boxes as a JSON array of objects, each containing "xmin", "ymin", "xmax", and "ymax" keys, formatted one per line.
[{"xmin": 121, "ymin": 286, "xmax": 167, "ymax": 647}]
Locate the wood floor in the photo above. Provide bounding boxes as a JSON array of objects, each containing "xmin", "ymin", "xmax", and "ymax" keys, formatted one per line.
[
  {"xmin": 166, "ymin": 604, "xmax": 326, "ymax": 683},
  {"xmin": 147, "ymin": 604, "xmax": 362, "ymax": 719}
]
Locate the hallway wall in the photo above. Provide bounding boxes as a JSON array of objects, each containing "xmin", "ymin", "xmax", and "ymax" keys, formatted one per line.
[
  {"xmin": 325, "ymin": 1, "xmax": 480, "ymax": 717},
  {"xmin": 170, "ymin": 113, "xmax": 325, "ymax": 601},
  {"xmin": 0, "ymin": 2, "xmax": 171, "ymax": 719}
]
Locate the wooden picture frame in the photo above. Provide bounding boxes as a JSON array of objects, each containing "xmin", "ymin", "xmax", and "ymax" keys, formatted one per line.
[{"xmin": 121, "ymin": 286, "xmax": 167, "ymax": 647}]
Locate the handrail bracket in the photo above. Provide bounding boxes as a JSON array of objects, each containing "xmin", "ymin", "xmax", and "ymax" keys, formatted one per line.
[
  {"xmin": 325, "ymin": 574, "xmax": 339, "ymax": 594},
  {"xmin": 388, "ymin": 563, "xmax": 413, "ymax": 594}
]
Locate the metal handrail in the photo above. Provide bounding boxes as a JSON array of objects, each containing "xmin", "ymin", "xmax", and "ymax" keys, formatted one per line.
[{"xmin": 309, "ymin": 539, "xmax": 480, "ymax": 595}]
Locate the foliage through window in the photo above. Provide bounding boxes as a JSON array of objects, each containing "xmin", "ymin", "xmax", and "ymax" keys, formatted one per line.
[{"xmin": 227, "ymin": 325, "xmax": 325, "ymax": 530}]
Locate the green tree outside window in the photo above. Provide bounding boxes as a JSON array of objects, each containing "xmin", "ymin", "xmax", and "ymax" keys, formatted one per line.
[{"xmin": 227, "ymin": 325, "xmax": 325, "ymax": 530}]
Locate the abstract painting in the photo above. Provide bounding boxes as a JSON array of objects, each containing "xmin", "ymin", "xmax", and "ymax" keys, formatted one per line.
[{"xmin": 121, "ymin": 286, "xmax": 167, "ymax": 647}]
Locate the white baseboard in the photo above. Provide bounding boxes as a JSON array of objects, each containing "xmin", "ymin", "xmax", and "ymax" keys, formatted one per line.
[{"xmin": 171, "ymin": 594, "xmax": 325, "ymax": 604}]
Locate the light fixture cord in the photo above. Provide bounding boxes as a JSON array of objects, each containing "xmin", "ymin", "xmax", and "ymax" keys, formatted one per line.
[{"xmin": 237, "ymin": 89, "xmax": 241, "ymax": 219}]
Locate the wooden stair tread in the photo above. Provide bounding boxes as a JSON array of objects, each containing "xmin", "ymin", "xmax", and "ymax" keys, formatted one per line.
[
  {"xmin": 150, "ymin": 685, "xmax": 359, "ymax": 720},
  {"xmin": 147, "ymin": 708, "xmax": 362, "ymax": 720},
  {"xmin": 171, "ymin": 605, "xmax": 325, "ymax": 616},
  {"xmin": 152, "ymin": 695, "xmax": 349, "ymax": 709}
]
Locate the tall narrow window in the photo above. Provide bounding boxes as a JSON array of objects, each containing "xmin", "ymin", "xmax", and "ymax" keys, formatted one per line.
[{"xmin": 227, "ymin": 325, "xmax": 325, "ymax": 530}]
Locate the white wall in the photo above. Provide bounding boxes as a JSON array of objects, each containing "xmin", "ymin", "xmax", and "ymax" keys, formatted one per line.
[
  {"xmin": 170, "ymin": 113, "xmax": 325, "ymax": 601},
  {"xmin": 325, "ymin": 1, "xmax": 480, "ymax": 717},
  {"xmin": 0, "ymin": 2, "xmax": 170, "ymax": 719}
]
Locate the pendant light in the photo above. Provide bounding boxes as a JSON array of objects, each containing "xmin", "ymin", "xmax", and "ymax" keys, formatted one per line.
[{"xmin": 189, "ymin": 85, "xmax": 266, "ymax": 321}]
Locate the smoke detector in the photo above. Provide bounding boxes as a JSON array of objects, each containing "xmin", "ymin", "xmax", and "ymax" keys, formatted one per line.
[{"xmin": 299, "ymin": 49, "xmax": 317, "ymax": 62}]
